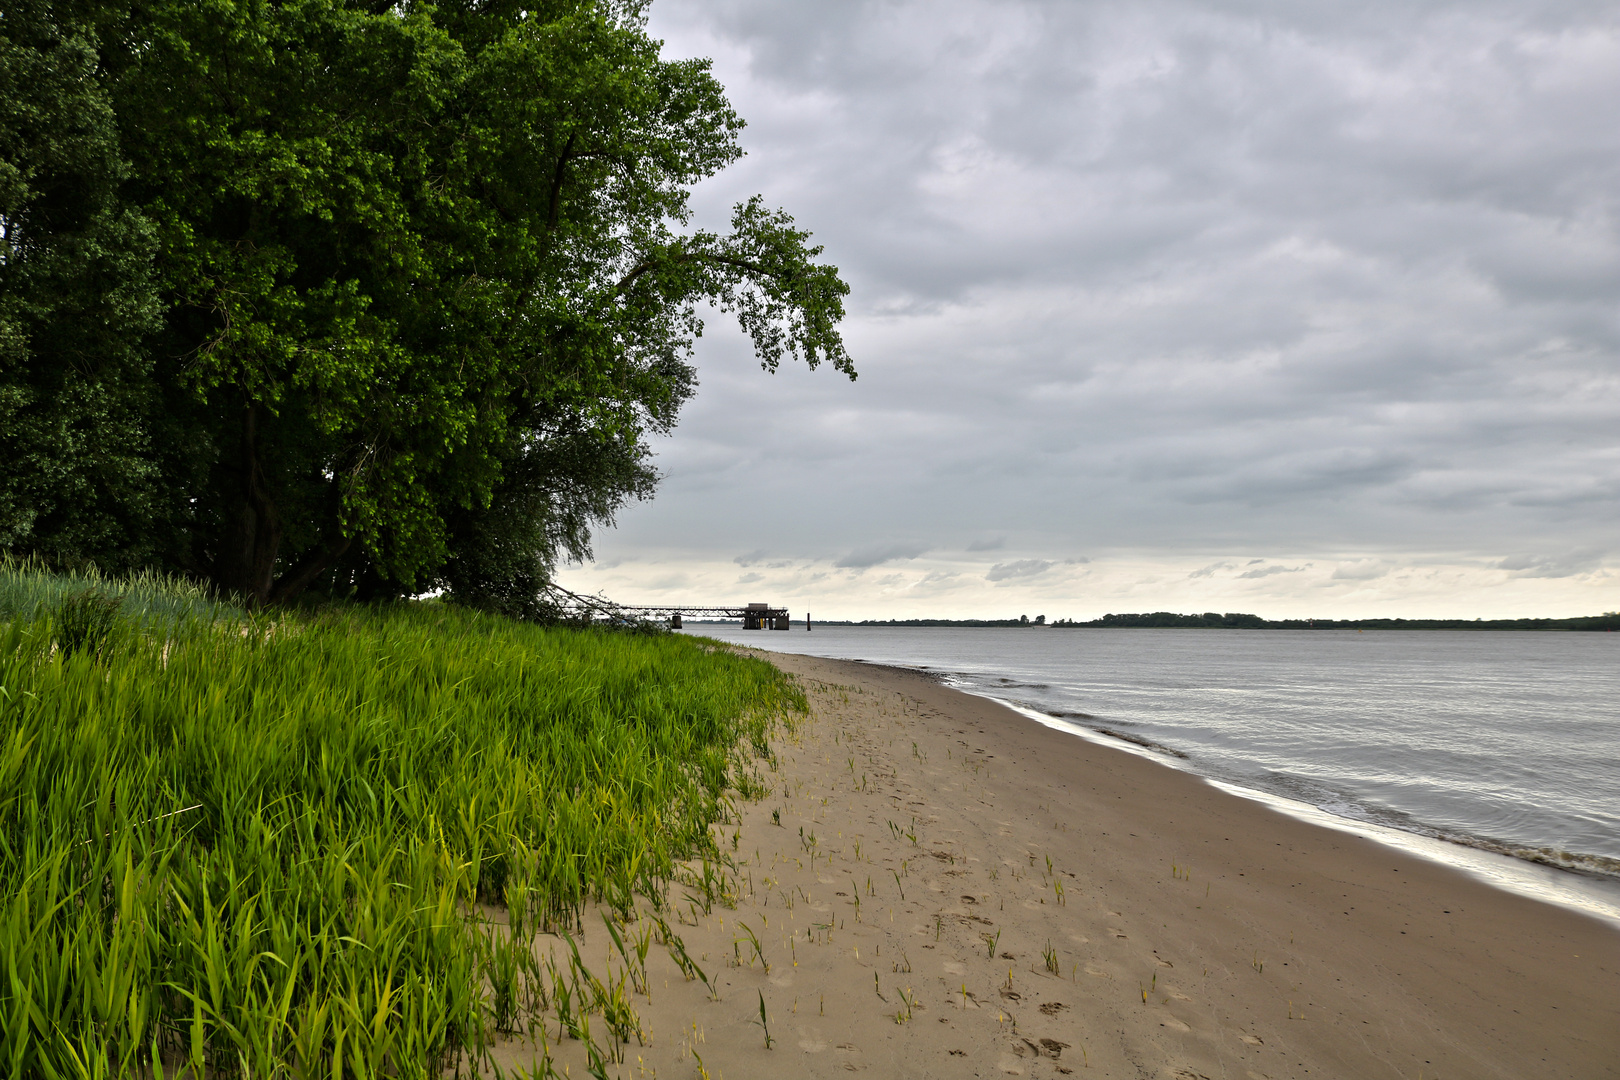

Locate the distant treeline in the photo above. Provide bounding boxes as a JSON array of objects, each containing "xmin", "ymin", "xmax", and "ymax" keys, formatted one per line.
[
  {"xmin": 1059, "ymin": 612, "xmax": 1620, "ymax": 630},
  {"xmin": 829, "ymin": 618, "xmax": 1032, "ymax": 628},
  {"xmin": 818, "ymin": 612, "xmax": 1620, "ymax": 630}
]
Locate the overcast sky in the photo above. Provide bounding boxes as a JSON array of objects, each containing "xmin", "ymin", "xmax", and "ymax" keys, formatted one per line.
[{"xmin": 557, "ymin": 0, "xmax": 1620, "ymax": 620}]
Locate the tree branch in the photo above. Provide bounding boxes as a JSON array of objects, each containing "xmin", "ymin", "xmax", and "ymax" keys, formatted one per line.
[
  {"xmin": 546, "ymin": 131, "xmax": 577, "ymax": 231},
  {"xmin": 613, "ymin": 249, "xmax": 772, "ymax": 294}
]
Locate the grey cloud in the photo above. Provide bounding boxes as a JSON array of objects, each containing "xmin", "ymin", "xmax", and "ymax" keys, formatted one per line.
[
  {"xmin": 986, "ymin": 559, "xmax": 1056, "ymax": 582},
  {"xmin": 734, "ymin": 549, "xmax": 795, "ymax": 568},
  {"xmin": 1237, "ymin": 563, "xmax": 1311, "ymax": 579},
  {"xmin": 736, "ymin": 572, "xmax": 764, "ymax": 584},
  {"xmin": 1495, "ymin": 550, "xmax": 1605, "ymax": 579},
  {"xmin": 1331, "ymin": 560, "xmax": 1391, "ymax": 581},
  {"xmin": 645, "ymin": 574, "xmax": 691, "ymax": 591},
  {"xmin": 575, "ymin": 2, "xmax": 1620, "ymax": 604},
  {"xmin": 835, "ymin": 542, "xmax": 930, "ymax": 568},
  {"xmin": 967, "ymin": 536, "xmax": 1006, "ymax": 551}
]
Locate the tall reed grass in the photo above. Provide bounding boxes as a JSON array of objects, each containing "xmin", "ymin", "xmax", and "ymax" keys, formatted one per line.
[
  {"xmin": 0, "ymin": 557, "xmax": 246, "ymax": 631},
  {"xmin": 0, "ymin": 568, "xmax": 800, "ymax": 1077}
]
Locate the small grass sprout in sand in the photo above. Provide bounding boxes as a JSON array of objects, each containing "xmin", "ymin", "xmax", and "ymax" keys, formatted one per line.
[
  {"xmin": 661, "ymin": 918, "xmax": 717, "ymax": 1000},
  {"xmin": 602, "ymin": 913, "xmax": 652, "ymax": 997},
  {"xmin": 895, "ymin": 985, "xmax": 918, "ymax": 1024},
  {"xmin": 734, "ymin": 920, "xmax": 768, "ymax": 972},
  {"xmin": 754, "ymin": 991, "xmax": 775, "ymax": 1049}
]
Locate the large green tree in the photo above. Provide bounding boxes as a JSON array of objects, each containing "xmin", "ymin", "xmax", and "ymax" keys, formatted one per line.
[
  {"xmin": 2, "ymin": 0, "xmax": 852, "ymax": 606},
  {"xmin": 0, "ymin": 0, "xmax": 162, "ymax": 569}
]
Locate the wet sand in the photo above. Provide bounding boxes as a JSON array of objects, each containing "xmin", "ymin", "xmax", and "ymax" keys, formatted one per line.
[{"xmin": 491, "ymin": 651, "xmax": 1620, "ymax": 1079}]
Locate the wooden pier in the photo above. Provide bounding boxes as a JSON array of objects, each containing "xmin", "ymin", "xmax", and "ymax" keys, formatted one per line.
[
  {"xmin": 615, "ymin": 602, "xmax": 797, "ymax": 630},
  {"xmin": 536, "ymin": 585, "xmax": 807, "ymax": 630}
]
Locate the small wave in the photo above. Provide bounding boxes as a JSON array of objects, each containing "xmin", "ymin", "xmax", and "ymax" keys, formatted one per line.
[
  {"xmin": 1401, "ymin": 827, "xmax": 1620, "ymax": 881},
  {"xmin": 1044, "ymin": 709, "xmax": 1097, "ymax": 721},
  {"xmin": 1094, "ymin": 727, "xmax": 1189, "ymax": 759},
  {"xmin": 1275, "ymin": 783, "xmax": 1620, "ymax": 883}
]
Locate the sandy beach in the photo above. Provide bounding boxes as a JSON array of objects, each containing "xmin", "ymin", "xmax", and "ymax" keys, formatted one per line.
[{"xmin": 491, "ymin": 650, "xmax": 1619, "ymax": 1079}]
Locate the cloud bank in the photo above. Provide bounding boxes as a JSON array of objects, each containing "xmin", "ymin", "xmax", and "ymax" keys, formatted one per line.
[{"xmin": 558, "ymin": 0, "xmax": 1620, "ymax": 618}]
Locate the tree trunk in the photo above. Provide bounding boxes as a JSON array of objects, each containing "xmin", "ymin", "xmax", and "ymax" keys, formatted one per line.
[
  {"xmin": 214, "ymin": 401, "xmax": 282, "ymax": 606},
  {"xmin": 212, "ymin": 400, "xmax": 361, "ymax": 606},
  {"xmin": 268, "ymin": 532, "xmax": 352, "ymax": 604}
]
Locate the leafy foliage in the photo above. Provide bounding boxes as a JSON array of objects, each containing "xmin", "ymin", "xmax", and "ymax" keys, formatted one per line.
[
  {"xmin": 1, "ymin": 0, "xmax": 854, "ymax": 607},
  {"xmin": 0, "ymin": 0, "xmax": 163, "ymax": 568}
]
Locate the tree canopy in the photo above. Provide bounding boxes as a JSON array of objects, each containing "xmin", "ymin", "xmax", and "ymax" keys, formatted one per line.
[
  {"xmin": 0, "ymin": 0, "xmax": 853, "ymax": 608},
  {"xmin": 0, "ymin": 0, "xmax": 162, "ymax": 570}
]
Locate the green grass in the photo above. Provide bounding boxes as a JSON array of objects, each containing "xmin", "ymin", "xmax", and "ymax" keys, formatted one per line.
[
  {"xmin": 0, "ymin": 568, "xmax": 801, "ymax": 1077},
  {"xmin": 0, "ymin": 556, "xmax": 246, "ymax": 631}
]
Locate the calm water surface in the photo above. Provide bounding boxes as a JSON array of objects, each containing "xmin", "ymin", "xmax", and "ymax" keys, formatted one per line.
[{"xmin": 691, "ymin": 624, "xmax": 1620, "ymax": 920}]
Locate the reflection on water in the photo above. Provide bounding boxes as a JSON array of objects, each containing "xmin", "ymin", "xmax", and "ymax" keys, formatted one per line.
[{"xmin": 691, "ymin": 623, "xmax": 1620, "ymax": 924}]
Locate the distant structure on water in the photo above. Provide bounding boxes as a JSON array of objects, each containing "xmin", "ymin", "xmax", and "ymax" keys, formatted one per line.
[{"xmin": 614, "ymin": 602, "xmax": 802, "ymax": 631}]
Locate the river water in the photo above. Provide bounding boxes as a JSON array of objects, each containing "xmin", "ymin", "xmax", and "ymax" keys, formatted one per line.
[{"xmin": 689, "ymin": 623, "xmax": 1620, "ymax": 924}]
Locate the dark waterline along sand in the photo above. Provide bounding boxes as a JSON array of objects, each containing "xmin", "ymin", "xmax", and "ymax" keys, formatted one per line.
[{"xmin": 491, "ymin": 651, "xmax": 1619, "ymax": 1079}]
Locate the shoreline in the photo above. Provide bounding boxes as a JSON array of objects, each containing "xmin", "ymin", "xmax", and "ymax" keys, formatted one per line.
[
  {"xmin": 985, "ymin": 693, "xmax": 1620, "ymax": 927},
  {"xmin": 703, "ymin": 626, "xmax": 1620, "ymax": 916},
  {"xmin": 490, "ymin": 649, "xmax": 1619, "ymax": 1079},
  {"xmin": 862, "ymin": 645, "xmax": 1620, "ymax": 918}
]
